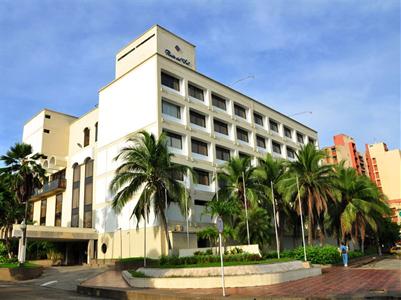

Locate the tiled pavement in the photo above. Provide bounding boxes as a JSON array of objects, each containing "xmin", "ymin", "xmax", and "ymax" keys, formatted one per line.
[
  {"xmin": 80, "ymin": 264, "xmax": 401, "ymax": 299},
  {"xmin": 82, "ymin": 270, "xmax": 130, "ymax": 288}
]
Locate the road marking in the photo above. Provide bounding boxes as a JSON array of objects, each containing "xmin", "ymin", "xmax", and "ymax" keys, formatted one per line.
[{"xmin": 40, "ymin": 280, "xmax": 58, "ymax": 286}]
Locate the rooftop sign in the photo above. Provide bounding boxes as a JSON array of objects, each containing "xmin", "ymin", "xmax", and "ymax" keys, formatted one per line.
[{"xmin": 164, "ymin": 49, "xmax": 190, "ymax": 66}]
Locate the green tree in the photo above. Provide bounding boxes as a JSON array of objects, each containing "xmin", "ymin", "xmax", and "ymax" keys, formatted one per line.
[
  {"xmin": 0, "ymin": 143, "xmax": 46, "ymax": 262},
  {"xmin": 254, "ymin": 154, "xmax": 288, "ymax": 250},
  {"xmin": 280, "ymin": 143, "xmax": 336, "ymax": 245},
  {"xmin": 216, "ymin": 156, "xmax": 258, "ymax": 230},
  {"xmin": 203, "ymin": 197, "xmax": 240, "ymax": 229},
  {"xmin": 335, "ymin": 167, "xmax": 390, "ymax": 252},
  {"xmin": 236, "ymin": 207, "xmax": 272, "ymax": 248},
  {"xmin": 0, "ymin": 175, "xmax": 24, "ymax": 258},
  {"xmin": 109, "ymin": 131, "xmax": 189, "ymax": 255}
]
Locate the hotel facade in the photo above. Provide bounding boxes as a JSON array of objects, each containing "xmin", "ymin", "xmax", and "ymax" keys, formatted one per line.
[{"xmin": 14, "ymin": 25, "xmax": 318, "ymax": 264}]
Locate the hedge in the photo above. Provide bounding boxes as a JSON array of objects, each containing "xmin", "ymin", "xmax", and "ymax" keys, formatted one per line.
[
  {"xmin": 159, "ymin": 253, "xmax": 262, "ymax": 266},
  {"xmin": 264, "ymin": 245, "xmax": 364, "ymax": 264}
]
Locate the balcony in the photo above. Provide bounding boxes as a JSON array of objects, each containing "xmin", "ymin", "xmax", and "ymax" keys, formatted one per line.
[{"xmin": 31, "ymin": 178, "xmax": 66, "ymax": 201}]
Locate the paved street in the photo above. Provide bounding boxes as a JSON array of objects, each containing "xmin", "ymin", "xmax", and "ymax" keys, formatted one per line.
[
  {"xmin": 361, "ymin": 256, "xmax": 401, "ymax": 270},
  {"xmin": 1, "ymin": 259, "xmax": 401, "ymax": 299},
  {"xmin": 0, "ymin": 265, "xmax": 110, "ymax": 299}
]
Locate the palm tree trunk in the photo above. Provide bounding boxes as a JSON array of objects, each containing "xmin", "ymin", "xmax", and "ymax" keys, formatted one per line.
[
  {"xmin": 278, "ymin": 213, "xmax": 285, "ymax": 251},
  {"xmin": 143, "ymin": 199, "xmax": 147, "ymax": 268},
  {"xmin": 308, "ymin": 217, "xmax": 313, "ymax": 246},
  {"xmin": 160, "ymin": 212, "xmax": 172, "ymax": 251}
]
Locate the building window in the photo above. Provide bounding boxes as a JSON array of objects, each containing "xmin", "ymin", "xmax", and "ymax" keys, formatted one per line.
[
  {"xmin": 95, "ymin": 122, "xmax": 98, "ymax": 142},
  {"xmin": 43, "ymin": 129, "xmax": 50, "ymax": 134},
  {"xmin": 162, "ymin": 100, "xmax": 181, "ymax": 119},
  {"xmin": 190, "ymin": 110, "xmax": 206, "ymax": 127},
  {"xmin": 165, "ymin": 131, "xmax": 182, "ymax": 149},
  {"xmin": 161, "ymin": 72, "xmax": 180, "ymax": 91},
  {"xmin": 83, "ymin": 128, "xmax": 90, "ymax": 147},
  {"xmin": 216, "ymin": 146, "xmax": 230, "ymax": 161},
  {"xmin": 170, "ymin": 168, "xmax": 184, "ymax": 181},
  {"xmin": 71, "ymin": 163, "xmax": 80, "ymax": 228},
  {"xmin": 269, "ymin": 120, "xmax": 279, "ymax": 133},
  {"xmin": 194, "ymin": 169, "xmax": 210, "ymax": 186},
  {"xmin": 254, "ymin": 113, "xmax": 264, "ymax": 126},
  {"xmin": 234, "ymin": 104, "xmax": 247, "ymax": 119},
  {"xmin": 297, "ymin": 132, "xmax": 304, "ymax": 143},
  {"xmin": 194, "ymin": 199, "xmax": 208, "ymax": 206},
  {"xmin": 212, "ymin": 94, "xmax": 227, "ymax": 110},
  {"xmin": 191, "ymin": 139, "xmax": 208, "ymax": 156},
  {"xmin": 213, "ymin": 119, "xmax": 228, "ymax": 135},
  {"xmin": 236, "ymin": 127, "xmax": 249, "ymax": 143},
  {"xmin": 55, "ymin": 193, "xmax": 62, "ymax": 227},
  {"xmin": 239, "ymin": 152, "xmax": 251, "ymax": 160},
  {"xmin": 308, "ymin": 137, "xmax": 315, "ymax": 145},
  {"xmin": 40, "ymin": 199, "xmax": 47, "ymax": 226},
  {"xmin": 45, "ymin": 114, "xmax": 51, "ymax": 119},
  {"xmin": 284, "ymin": 126, "xmax": 292, "ymax": 138},
  {"xmin": 287, "ymin": 147, "xmax": 295, "ymax": 159},
  {"xmin": 84, "ymin": 159, "xmax": 93, "ymax": 228},
  {"xmin": 188, "ymin": 83, "xmax": 204, "ymax": 101},
  {"xmin": 256, "ymin": 135, "xmax": 266, "ymax": 148},
  {"xmin": 272, "ymin": 141, "xmax": 282, "ymax": 154}
]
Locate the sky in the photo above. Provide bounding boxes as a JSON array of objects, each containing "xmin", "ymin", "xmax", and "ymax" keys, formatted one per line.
[{"xmin": 0, "ymin": 0, "xmax": 399, "ymax": 157}]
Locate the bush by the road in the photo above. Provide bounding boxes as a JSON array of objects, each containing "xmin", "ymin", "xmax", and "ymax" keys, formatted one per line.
[{"xmin": 264, "ymin": 245, "xmax": 364, "ymax": 264}]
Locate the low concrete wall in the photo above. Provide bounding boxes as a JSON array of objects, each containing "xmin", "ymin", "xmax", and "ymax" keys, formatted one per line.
[
  {"xmin": 30, "ymin": 259, "xmax": 53, "ymax": 267},
  {"xmin": 123, "ymin": 267, "xmax": 321, "ymax": 288},
  {"xmin": 178, "ymin": 244, "xmax": 260, "ymax": 257},
  {"xmin": 122, "ymin": 261, "xmax": 321, "ymax": 289},
  {"xmin": 0, "ymin": 266, "xmax": 43, "ymax": 281}
]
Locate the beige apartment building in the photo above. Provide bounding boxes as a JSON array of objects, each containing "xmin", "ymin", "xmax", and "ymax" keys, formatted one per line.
[
  {"xmin": 13, "ymin": 25, "xmax": 318, "ymax": 264},
  {"xmin": 322, "ymin": 134, "xmax": 366, "ymax": 175},
  {"xmin": 365, "ymin": 143, "xmax": 401, "ymax": 224}
]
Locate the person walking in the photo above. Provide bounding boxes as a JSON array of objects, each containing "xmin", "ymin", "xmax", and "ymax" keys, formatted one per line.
[{"xmin": 339, "ymin": 241, "xmax": 349, "ymax": 267}]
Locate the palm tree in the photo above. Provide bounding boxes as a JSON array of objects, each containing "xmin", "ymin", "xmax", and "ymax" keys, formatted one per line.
[
  {"xmin": 203, "ymin": 196, "xmax": 240, "ymax": 228},
  {"xmin": 0, "ymin": 175, "xmax": 24, "ymax": 258},
  {"xmin": 217, "ymin": 156, "xmax": 257, "ymax": 229},
  {"xmin": 0, "ymin": 143, "xmax": 46, "ymax": 263},
  {"xmin": 254, "ymin": 154, "xmax": 288, "ymax": 250},
  {"xmin": 334, "ymin": 166, "xmax": 390, "ymax": 252},
  {"xmin": 109, "ymin": 131, "xmax": 189, "ymax": 258},
  {"xmin": 280, "ymin": 143, "xmax": 336, "ymax": 245},
  {"xmin": 236, "ymin": 207, "xmax": 272, "ymax": 248}
]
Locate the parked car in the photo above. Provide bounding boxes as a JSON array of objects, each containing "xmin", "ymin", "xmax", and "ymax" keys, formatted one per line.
[{"xmin": 389, "ymin": 245, "xmax": 401, "ymax": 255}]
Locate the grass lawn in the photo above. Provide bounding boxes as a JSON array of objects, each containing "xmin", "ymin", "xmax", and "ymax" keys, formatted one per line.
[{"xmin": 0, "ymin": 262, "xmax": 41, "ymax": 269}]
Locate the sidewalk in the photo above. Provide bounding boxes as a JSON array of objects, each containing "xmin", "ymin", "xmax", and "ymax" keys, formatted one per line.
[{"xmin": 78, "ymin": 265, "xmax": 401, "ymax": 299}]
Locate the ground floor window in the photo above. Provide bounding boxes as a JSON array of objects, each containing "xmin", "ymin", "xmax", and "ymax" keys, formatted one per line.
[
  {"xmin": 40, "ymin": 199, "xmax": 47, "ymax": 226},
  {"xmin": 55, "ymin": 193, "xmax": 62, "ymax": 226}
]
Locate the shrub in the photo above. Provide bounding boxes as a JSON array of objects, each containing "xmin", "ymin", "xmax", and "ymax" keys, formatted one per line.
[
  {"xmin": 264, "ymin": 245, "xmax": 366, "ymax": 265},
  {"xmin": 159, "ymin": 253, "xmax": 261, "ymax": 266},
  {"xmin": 349, "ymin": 250, "xmax": 363, "ymax": 259},
  {"xmin": 129, "ymin": 270, "xmax": 149, "ymax": 278}
]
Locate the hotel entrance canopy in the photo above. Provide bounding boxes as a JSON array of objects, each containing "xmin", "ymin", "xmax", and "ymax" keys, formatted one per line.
[{"xmin": 12, "ymin": 224, "xmax": 97, "ymax": 241}]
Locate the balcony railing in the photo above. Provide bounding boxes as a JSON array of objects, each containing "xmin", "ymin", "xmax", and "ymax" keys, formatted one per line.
[{"xmin": 31, "ymin": 178, "xmax": 66, "ymax": 200}]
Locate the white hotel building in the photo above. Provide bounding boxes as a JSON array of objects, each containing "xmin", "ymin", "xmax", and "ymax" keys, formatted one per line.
[{"xmin": 16, "ymin": 25, "xmax": 318, "ymax": 264}]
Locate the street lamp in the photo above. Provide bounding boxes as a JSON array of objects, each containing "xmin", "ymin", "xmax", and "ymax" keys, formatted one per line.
[{"xmin": 19, "ymin": 220, "xmax": 27, "ymax": 264}]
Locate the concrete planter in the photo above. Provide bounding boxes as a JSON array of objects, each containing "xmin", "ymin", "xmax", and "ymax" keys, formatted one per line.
[
  {"xmin": 122, "ymin": 261, "xmax": 321, "ymax": 289},
  {"xmin": 0, "ymin": 266, "xmax": 43, "ymax": 281}
]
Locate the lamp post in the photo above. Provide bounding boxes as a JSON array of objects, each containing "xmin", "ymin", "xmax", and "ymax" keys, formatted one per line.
[
  {"xmin": 271, "ymin": 181, "xmax": 280, "ymax": 259},
  {"xmin": 19, "ymin": 219, "xmax": 27, "ymax": 264},
  {"xmin": 296, "ymin": 176, "xmax": 307, "ymax": 262},
  {"xmin": 242, "ymin": 172, "xmax": 250, "ymax": 245}
]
